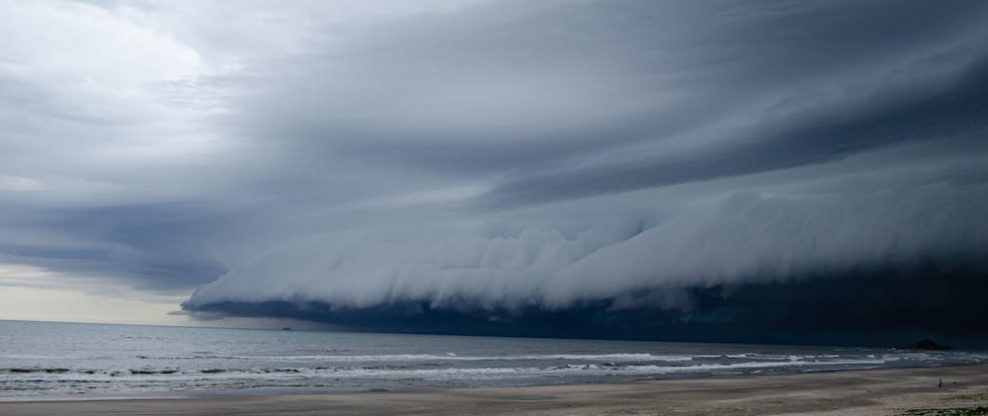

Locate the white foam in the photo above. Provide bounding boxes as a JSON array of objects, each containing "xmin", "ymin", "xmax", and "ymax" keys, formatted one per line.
[
  {"xmin": 232, "ymin": 353, "xmax": 695, "ymax": 362},
  {"xmin": 4, "ymin": 350, "xmax": 987, "ymax": 399}
]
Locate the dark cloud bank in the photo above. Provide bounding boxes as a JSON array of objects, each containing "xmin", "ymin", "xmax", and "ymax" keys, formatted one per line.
[
  {"xmin": 2, "ymin": 1, "xmax": 987, "ymax": 346},
  {"xmin": 182, "ymin": 0, "xmax": 988, "ymax": 346},
  {"xmin": 191, "ymin": 264, "xmax": 988, "ymax": 347}
]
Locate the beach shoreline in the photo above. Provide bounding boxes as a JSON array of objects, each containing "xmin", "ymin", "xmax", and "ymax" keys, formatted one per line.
[{"xmin": 2, "ymin": 363, "xmax": 986, "ymax": 415}]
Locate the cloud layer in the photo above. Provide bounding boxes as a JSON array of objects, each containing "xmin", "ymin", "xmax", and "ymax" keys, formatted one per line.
[{"xmin": 1, "ymin": 0, "xmax": 986, "ymax": 341}]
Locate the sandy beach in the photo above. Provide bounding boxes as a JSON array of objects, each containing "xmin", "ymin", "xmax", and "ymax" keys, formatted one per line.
[{"xmin": 1, "ymin": 364, "xmax": 986, "ymax": 416}]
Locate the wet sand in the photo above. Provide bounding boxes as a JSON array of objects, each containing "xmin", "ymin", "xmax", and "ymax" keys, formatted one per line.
[{"xmin": 2, "ymin": 364, "xmax": 986, "ymax": 415}]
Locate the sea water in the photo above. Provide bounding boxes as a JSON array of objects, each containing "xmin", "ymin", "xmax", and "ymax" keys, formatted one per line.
[{"xmin": 1, "ymin": 320, "xmax": 984, "ymax": 399}]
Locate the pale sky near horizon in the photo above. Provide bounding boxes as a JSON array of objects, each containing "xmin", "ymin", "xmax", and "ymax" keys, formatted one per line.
[
  {"xmin": 0, "ymin": 263, "xmax": 330, "ymax": 328},
  {"xmin": 0, "ymin": 286, "xmax": 186, "ymax": 325},
  {"xmin": 0, "ymin": 263, "xmax": 192, "ymax": 325}
]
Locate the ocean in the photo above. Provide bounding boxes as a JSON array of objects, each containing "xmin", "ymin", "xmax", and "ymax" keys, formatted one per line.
[{"xmin": 1, "ymin": 320, "xmax": 985, "ymax": 400}]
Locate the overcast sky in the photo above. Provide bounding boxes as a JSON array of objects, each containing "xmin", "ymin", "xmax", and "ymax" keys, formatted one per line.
[{"xmin": 0, "ymin": 1, "xmax": 985, "ymax": 335}]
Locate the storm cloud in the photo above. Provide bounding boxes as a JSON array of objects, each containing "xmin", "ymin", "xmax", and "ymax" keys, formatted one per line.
[{"xmin": 1, "ymin": 0, "xmax": 986, "ymax": 344}]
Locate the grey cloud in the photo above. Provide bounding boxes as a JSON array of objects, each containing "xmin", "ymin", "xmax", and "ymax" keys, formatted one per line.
[
  {"xmin": 0, "ymin": 202, "xmax": 230, "ymax": 291},
  {"xmin": 185, "ymin": 166, "xmax": 988, "ymax": 310},
  {"xmin": 227, "ymin": 0, "xmax": 988, "ymax": 206},
  {"xmin": 481, "ymin": 57, "xmax": 988, "ymax": 208},
  {"xmin": 1, "ymin": 0, "xmax": 986, "ymax": 341}
]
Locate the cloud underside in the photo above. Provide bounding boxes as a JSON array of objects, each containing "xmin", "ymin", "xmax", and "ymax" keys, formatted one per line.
[{"xmin": 187, "ymin": 264, "xmax": 988, "ymax": 346}]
